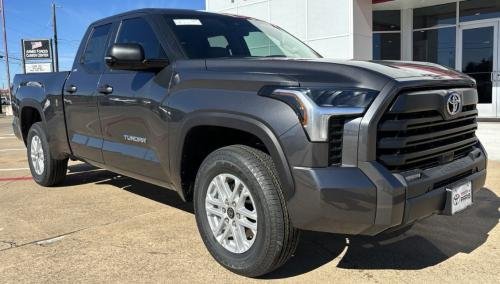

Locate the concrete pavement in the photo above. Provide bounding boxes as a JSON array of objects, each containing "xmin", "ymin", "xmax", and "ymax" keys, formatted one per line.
[
  {"xmin": 0, "ymin": 116, "xmax": 499, "ymax": 283},
  {"xmin": 476, "ymin": 122, "xmax": 500, "ymax": 161}
]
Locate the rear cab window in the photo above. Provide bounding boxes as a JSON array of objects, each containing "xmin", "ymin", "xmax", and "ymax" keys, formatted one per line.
[{"xmin": 80, "ymin": 24, "xmax": 112, "ymax": 72}]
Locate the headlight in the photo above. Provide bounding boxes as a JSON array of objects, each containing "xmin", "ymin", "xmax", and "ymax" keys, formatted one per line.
[
  {"xmin": 307, "ymin": 88, "xmax": 378, "ymax": 108},
  {"xmin": 260, "ymin": 87, "xmax": 378, "ymax": 141}
]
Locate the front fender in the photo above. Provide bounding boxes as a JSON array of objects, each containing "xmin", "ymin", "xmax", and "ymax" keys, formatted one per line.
[{"xmin": 172, "ymin": 111, "xmax": 296, "ymax": 201}]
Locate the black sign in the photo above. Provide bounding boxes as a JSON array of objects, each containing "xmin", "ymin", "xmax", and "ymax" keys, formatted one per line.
[{"xmin": 23, "ymin": 39, "xmax": 51, "ymax": 59}]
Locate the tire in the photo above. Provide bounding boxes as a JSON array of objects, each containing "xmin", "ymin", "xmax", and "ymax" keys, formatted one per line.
[
  {"xmin": 194, "ymin": 145, "xmax": 299, "ymax": 277},
  {"xmin": 27, "ymin": 122, "xmax": 68, "ymax": 186}
]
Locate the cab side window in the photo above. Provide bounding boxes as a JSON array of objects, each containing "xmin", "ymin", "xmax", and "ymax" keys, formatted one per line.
[
  {"xmin": 81, "ymin": 24, "xmax": 112, "ymax": 72},
  {"xmin": 116, "ymin": 17, "xmax": 167, "ymax": 59}
]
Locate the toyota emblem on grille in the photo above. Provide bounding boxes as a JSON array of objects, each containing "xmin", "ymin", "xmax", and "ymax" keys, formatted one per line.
[{"xmin": 446, "ymin": 92, "xmax": 461, "ymax": 116}]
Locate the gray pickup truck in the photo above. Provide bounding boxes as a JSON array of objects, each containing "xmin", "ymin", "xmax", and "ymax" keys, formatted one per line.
[{"xmin": 11, "ymin": 9, "xmax": 487, "ymax": 277}]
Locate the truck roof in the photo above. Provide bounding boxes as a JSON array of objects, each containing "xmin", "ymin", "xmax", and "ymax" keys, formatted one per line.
[{"xmin": 90, "ymin": 8, "xmax": 224, "ymax": 26}]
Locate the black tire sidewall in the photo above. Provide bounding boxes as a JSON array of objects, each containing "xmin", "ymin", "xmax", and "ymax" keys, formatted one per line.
[
  {"xmin": 27, "ymin": 123, "xmax": 51, "ymax": 185},
  {"xmin": 194, "ymin": 150, "xmax": 276, "ymax": 274}
]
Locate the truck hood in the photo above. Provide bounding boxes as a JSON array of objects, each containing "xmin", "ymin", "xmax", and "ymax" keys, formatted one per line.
[{"xmin": 205, "ymin": 58, "xmax": 474, "ymax": 91}]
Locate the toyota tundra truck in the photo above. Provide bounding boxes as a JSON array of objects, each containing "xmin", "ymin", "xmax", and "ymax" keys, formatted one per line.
[{"xmin": 11, "ymin": 9, "xmax": 487, "ymax": 277}]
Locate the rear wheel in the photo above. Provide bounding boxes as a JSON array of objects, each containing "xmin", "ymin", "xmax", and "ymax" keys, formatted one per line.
[
  {"xmin": 194, "ymin": 145, "xmax": 299, "ymax": 277},
  {"xmin": 27, "ymin": 122, "xmax": 68, "ymax": 186}
]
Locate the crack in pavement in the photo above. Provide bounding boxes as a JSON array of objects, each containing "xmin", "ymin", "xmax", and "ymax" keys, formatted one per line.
[
  {"xmin": 109, "ymin": 244, "xmax": 172, "ymax": 257},
  {"xmin": 0, "ymin": 208, "xmax": 166, "ymax": 253},
  {"xmin": 147, "ymin": 251, "xmax": 170, "ymax": 256},
  {"xmin": 0, "ymin": 229, "xmax": 84, "ymax": 252},
  {"xmin": 0, "ymin": 240, "xmax": 17, "ymax": 249}
]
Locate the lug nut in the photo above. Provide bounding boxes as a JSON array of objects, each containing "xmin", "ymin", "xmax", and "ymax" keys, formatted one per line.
[
  {"xmin": 225, "ymin": 218, "xmax": 229, "ymax": 223},
  {"xmin": 232, "ymin": 202, "xmax": 236, "ymax": 207},
  {"xmin": 236, "ymin": 213, "xmax": 240, "ymax": 218},
  {"xmin": 222, "ymin": 208, "xmax": 226, "ymax": 213}
]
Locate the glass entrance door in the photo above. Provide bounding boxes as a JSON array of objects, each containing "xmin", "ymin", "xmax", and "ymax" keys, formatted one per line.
[{"xmin": 458, "ymin": 20, "xmax": 499, "ymax": 118}]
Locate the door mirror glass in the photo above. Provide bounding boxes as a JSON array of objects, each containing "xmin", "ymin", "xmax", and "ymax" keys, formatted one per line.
[{"xmin": 105, "ymin": 43, "xmax": 169, "ymax": 71}]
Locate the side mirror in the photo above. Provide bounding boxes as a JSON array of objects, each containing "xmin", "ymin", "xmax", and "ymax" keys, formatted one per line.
[{"xmin": 105, "ymin": 43, "xmax": 169, "ymax": 71}]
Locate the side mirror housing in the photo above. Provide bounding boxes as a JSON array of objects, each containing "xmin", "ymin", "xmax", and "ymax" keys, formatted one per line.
[{"xmin": 105, "ymin": 43, "xmax": 169, "ymax": 71}]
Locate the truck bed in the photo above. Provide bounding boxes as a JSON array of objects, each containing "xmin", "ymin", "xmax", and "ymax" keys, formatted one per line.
[
  {"xmin": 13, "ymin": 71, "xmax": 70, "ymax": 97},
  {"xmin": 11, "ymin": 71, "xmax": 71, "ymax": 158}
]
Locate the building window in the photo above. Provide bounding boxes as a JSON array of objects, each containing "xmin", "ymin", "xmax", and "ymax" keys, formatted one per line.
[
  {"xmin": 373, "ymin": 10, "xmax": 401, "ymax": 31},
  {"xmin": 373, "ymin": 33, "xmax": 401, "ymax": 60},
  {"xmin": 413, "ymin": 3, "xmax": 456, "ymax": 68},
  {"xmin": 413, "ymin": 27, "xmax": 456, "ymax": 68},
  {"xmin": 373, "ymin": 10, "xmax": 401, "ymax": 60},
  {"xmin": 413, "ymin": 3, "xmax": 456, "ymax": 29},
  {"xmin": 460, "ymin": 0, "xmax": 500, "ymax": 22}
]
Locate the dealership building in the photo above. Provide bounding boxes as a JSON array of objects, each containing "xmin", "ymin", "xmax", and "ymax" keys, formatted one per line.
[{"xmin": 206, "ymin": 0, "xmax": 500, "ymax": 119}]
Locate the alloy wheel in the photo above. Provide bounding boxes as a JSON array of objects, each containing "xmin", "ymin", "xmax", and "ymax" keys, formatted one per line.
[
  {"xmin": 30, "ymin": 135, "xmax": 44, "ymax": 175},
  {"xmin": 205, "ymin": 173, "xmax": 258, "ymax": 254}
]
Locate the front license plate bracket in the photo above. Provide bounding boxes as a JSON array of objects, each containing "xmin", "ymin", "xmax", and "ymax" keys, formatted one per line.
[{"xmin": 442, "ymin": 181, "xmax": 473, "ymax": 215}]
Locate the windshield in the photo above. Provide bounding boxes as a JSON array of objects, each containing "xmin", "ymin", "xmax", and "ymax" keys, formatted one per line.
[{"xmin": 164, "ymin": 14, "xmax": 321, "ymax": 59}]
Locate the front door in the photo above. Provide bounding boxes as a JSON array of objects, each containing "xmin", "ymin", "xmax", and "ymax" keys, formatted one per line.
[
  {"xmin": 458, "ymin": 20, "xmax": 500, "ymax": 118},
  {"xmin": 98, "ymin": 16, "xmax": 172, "ymax": 182}
]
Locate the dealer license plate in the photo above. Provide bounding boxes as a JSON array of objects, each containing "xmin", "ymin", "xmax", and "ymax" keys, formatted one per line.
[{"xmin": 446, "ymin": 181, "xmax": 472, "ymax": 215}]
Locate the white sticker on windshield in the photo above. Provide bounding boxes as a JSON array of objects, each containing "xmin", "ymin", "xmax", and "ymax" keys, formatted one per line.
[{"xmin": 173, "ymin": 19, "xmax": 202, "ymax": 26}]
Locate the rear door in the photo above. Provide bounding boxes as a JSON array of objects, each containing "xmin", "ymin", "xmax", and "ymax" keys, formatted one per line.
[
  {"xmin": 98, "ymin": 16, "xmax": 173, "ymax": 182},
  {"xmin": 64, "ymin": 23, "xmax": 113, "ymax": 162}
]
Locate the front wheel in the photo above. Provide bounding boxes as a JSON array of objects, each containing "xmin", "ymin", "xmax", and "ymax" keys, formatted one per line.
[
  {"xmin": 194, "ymin": 145, "xmax": 299, "ymax": 277},
  {"xmin": 27, "ymin": 122, "xmax": 68, "ymax": 186}
]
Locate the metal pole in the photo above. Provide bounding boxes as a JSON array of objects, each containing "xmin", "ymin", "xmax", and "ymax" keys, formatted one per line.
[
  {"xmin": 0, "ymin": 0, "xmax": 11, "ymax": 101},
  {"xmin": 52, "ymin": 2, "xmax": 59, "ymax": 72},
  {"xmin": 49, "ymin": 38, "xmax": 54, "ymax": 72},
  {"xmin": 21, "ymin": 39, "xmax": 25, "ymax": 74}
]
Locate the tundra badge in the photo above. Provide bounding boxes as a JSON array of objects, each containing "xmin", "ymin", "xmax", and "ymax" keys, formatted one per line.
[{"xmin": 123, "ymin": 134, "xmax": 147, "ymax": 144}]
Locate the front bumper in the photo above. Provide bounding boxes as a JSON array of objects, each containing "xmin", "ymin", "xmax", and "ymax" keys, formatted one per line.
[{"xmin": 287, "ymin": 146, "xmax": 487, "ymax": 236}]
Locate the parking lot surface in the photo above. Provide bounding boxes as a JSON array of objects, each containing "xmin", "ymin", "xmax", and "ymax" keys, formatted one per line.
[{"xmin": 0, "ymin": 115, "xmax": 499, "ymax": 283}]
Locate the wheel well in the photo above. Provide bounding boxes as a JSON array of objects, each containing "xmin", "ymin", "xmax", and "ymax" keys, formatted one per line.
[
  {"xmin": 181, "ymin": 126, "xmax": 269, "ymax": 200},
  {"xmin": 20, "ymin": 107, "xmax": 42, "ymax": 144}
]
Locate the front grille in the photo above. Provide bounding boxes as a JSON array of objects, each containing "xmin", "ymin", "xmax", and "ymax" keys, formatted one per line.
[
  {"xmin": 377, "ymin": 103, "xmax": 478, "ymax": 172},
  {"xmin": 433, "ymin": 169, "xmax": 474, "ymax": 190},
  {"xmin": 328, "ymin": 116, "xmax": 356, "ymax": 166}
]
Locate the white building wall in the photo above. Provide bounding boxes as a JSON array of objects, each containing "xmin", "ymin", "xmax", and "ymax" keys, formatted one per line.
[
  {"xmin": 307, "ymin": 0, "xmax": 352, "ymax": 59},
  {"xmin": 205, "ymin": 0, "xmax": 373, "ymax": 60},
  {"xmin": 352, "ymin": 0, "xmax": 373, "ymax": 60}
]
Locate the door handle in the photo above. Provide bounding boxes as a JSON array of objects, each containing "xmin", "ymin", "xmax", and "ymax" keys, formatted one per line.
[
  {"xmin": 65, "ymin": 85, "xmax": 77, "ymax": 93},
  {"xmin": 97, "ymin": 84, "xmax": 113, "ymax": 95}
]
